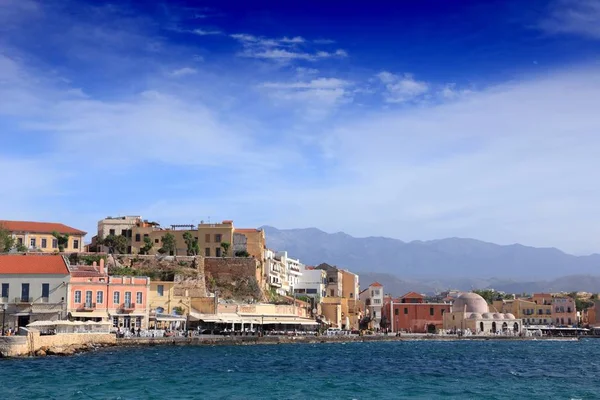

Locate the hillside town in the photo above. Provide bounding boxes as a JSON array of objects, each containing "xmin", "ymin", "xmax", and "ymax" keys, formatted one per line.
[{"xmin": 1, "ymin": 216, "xmax": 599, "ymax": 354}]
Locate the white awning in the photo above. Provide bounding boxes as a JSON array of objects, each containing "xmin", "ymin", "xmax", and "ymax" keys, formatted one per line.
[
  {"xmin": 152, "ymin": 313, "xmax": 187, "ymax": 322},
  {"xmin": 69, "ymin": 311, "xmax": 109, "ymax": 319}
]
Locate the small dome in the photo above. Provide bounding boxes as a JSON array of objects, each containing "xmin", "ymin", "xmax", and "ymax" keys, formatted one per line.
[
  {"xmin": 493, "ymin": 313, "xmax": 504, "ymax": 320},
  {"xmin": 504, "ymin": 313, "xmax": 516, "ymax": 320},
  {"xmin": 452, "ymin": 292, "xmax": 489, "ymax": 314},
  {"xmin": 482, "ymin": 312, "xmax": 494, "ymax": 319},
  {"xmin": 469, "ymin": 313, "xmax": 482, "ymax": 319}
]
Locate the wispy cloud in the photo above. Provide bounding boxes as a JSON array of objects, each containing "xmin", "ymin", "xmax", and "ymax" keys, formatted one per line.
[
  {"xmin": 539, "ymin": 0, "xmax": 600, "ymax": 39},
  {"xmin": 192, "ymin": 28, "xmax": 221, "ymax": 36},
  {"xmin": 376, "ymin": 71, "xmax": 429, "ymax": 103},
  {"xmin": 168, "ymin": 67, "xmax": 197, "ymax": 77},
  {"xmin": 313, "ymin": 39, "xmax": 335, "ymax": 44},
  {"xmin": 230, "ymin": 33, "xmax": 347, "ymax": 61}
]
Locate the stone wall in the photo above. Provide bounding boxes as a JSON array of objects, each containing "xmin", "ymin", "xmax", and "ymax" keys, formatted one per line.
[
  {"xmin": 0, "ymin": 336, "xmax": 29, "ymax": 357},
  {"xmin": 203, "ymin": 257, "xmax": 264, "ymax": 301},
  {"xmin": 0, "ymin": 331, "xmax": 116, "ymax": 357}
]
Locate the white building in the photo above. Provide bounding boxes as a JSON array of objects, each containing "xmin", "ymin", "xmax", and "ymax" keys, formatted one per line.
[
  {"xmin": 276, "ymin": 251, "xmax": 303, "ymax": 293},
  {"xmin": 294, "ymin": 268, "xmax": 327, "ymax": 300},
  {"xmin": 359, "ymin": 282, "xmax": 384, "ymax": 329},
  {"xmin": 264, "ymin": 249, "xmax": 286, "ymax": 295}
]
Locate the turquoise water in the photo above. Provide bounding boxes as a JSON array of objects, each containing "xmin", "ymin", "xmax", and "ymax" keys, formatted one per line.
[{"xmin": 1, "ymin": 340, "xmax": 599, "ymax": 399}]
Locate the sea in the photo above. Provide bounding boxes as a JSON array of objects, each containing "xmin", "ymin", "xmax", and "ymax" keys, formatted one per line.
[{"xmin": 1, "ymin": 339, "xmax": 598, "ymax": 399}]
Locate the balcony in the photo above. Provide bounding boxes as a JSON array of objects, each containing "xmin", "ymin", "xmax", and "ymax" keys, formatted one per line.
[
  {"xmin": 78, "ymin": 302, "xmax": 96, "ymax": 311},
  {"xmin": 15, "ymin": 297, "xmax": 33, "ymax": 303},
  {"xmin": 122, "ymin": 303, "xmax": 136, "ymax": 311}
]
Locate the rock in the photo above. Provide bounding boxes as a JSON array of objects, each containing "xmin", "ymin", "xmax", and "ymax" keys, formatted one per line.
[{"xmin": 35, "ymin": 349, "xmax": 47, "ymax": 357}]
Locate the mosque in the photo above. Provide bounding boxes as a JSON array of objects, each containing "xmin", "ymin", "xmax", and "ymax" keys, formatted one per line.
[{"xmin": 443, "ymin": 292, "xmax": 522, "ymax": 335}]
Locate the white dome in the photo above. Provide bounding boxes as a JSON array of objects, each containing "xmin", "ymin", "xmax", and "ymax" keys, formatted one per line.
[
  {"xmin": 469, "ymin": 313, "xmax": 482, "ymax": 319},
  {"xmin": 482, "ymin": 312, "xmax": 494, "ymax": 319},
  {"xmin": 452, "ymin": 292, "xmax": 489, "ymax": 314},
  {"xmin": 504, "ymin": 313, "xmax": 516, "ymax": 320},
  {"xmin": 493, "ymin": 313, "xmax": 504, "ymax": 320}
]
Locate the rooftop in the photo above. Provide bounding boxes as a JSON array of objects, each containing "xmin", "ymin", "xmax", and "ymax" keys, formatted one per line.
[
  {"xmin": 70, "ymin": 265, "xmax": 105, "ymax": 278},
  {"xmin": 0, "ymin": 255, "xmax": 70, "ymax": 275},
  {"xmin": 0, "ymin": 220, "xmax": 86, "ymax": 235}
]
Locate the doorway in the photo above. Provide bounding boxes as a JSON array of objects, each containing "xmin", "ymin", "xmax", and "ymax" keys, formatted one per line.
[
  {"xmin": 17, "ymin": 315, "xmax": 30, "ymax": 328},
  {"xmin": 123, "ymin": 316, "xmax": 131, "ymax": 329}
]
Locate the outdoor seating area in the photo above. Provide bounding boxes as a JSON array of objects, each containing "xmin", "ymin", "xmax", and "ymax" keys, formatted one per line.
[{"xmin": 27, "ymin": 320, "xmax": 113, "ymax": 334}]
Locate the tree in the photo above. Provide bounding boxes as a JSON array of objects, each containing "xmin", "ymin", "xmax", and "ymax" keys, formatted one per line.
[
  {"xmin": 51, "ymin": 231, "xmax": 70, "ymax": 252},
  {"xmin": 0, "ymin": 225, "xmax": 15, "ymax": 253},
  {"xmin": 159, "ymin": 232, "xmax": 176, "ymax": 255},
  {"xmin": 101, "ymin": 234, "xmax": 128, "ymax": 254},
  {"xmin": 235, "ymin": 250, "xmax": 250, "ymax": 257},
  {"xmin": 472, "ymin": 289, "xmax": 509, "ymax": 304},
  {"xmin": 139, "ymin": 236, "xmax": 153, "ymax": 255},
  {"xmin": 182, "ymin": 232, "xmax": 199, "ymax": 256},
  {"xmin": 220, "ymin": 242, "xmax": 230, "ymax": 257}
]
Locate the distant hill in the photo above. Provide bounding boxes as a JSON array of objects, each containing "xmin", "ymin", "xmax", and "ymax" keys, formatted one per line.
[{"xmin": 262, "ymin": 226, "xmax": 600, "ymax": 295}]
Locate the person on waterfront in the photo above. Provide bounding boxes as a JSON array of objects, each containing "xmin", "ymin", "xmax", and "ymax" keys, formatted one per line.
[{"xmin": 136, "ymin": 327, "xmax": 141, "ymax": 337}]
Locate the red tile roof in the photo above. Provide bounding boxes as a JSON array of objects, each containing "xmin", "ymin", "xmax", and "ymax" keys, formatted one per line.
[
  {"xmin": 0, "ymin": 255, "xmax": 70, "ymax": 275},
  {"xmin": 70, "ymin": 265, "xmax": 105, "ymax": 278},
  {"xmin": 370, "ymin": 282, "xmax": 383, "ymax": 287},
  {"xmin": 0, "ymin": 220, "xmax": 86, "ymax": 235}
]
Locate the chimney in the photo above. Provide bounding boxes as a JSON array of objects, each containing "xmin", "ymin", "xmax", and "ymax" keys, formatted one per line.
[{"xmin": 99, "ymin": 258, "xmax": 105, "ymax": 275}]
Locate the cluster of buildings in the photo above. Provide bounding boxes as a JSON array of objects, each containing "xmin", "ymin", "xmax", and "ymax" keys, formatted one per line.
[{"xmin": 0, "ymin": 218, "xmax": 596, "ymax": 337}]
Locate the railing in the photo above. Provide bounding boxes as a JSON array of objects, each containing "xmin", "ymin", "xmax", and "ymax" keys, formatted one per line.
[
  {"xmin": 123, "ymin": 303, "xmax": 136, "ymax": 310},
  {"xmin": 80, "ymin": 302, "xmax": 96, "ymax": 310},
  {"xmin": 14, "ymin": 297, "xmax": 33, "ymax": 303}
]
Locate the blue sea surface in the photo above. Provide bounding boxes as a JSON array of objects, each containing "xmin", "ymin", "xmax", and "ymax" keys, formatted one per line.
[{"xmin": 1, "ymin": 339, "xmax": 598, "ymax": 399}]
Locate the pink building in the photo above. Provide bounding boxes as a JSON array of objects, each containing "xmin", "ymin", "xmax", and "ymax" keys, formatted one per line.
[
  {"xmin": 552, "ymin": 296, "xmax": 577, "ymax": 326},
  {"xmin": 67, "ymin": 259, "xmax": 150, "ymax": 330}
]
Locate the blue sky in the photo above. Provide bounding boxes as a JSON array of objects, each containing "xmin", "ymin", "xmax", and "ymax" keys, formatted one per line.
[{"xmin": 1, "ymin": 0, "xmax": 600, "ymax": 254}]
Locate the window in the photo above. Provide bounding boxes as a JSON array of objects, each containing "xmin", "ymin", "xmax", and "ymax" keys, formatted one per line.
[
  {"xmin": 373, "ymin": 290, "xmax": 380, "ymax": 296},
  {"xmin": 404, "ymin": 307, "xmax": 408, "ymax": 315},
  {"xmin": 349, "ymin": 292, "xmax": 353, "ymax": 298},
  {"xmin": 112, "ymin": 316, "xmax": 119, "ymax": 327},
  {"xmin": 113, "ymin": 291, "xmax": 120, "ymax": 305},
  {"xmin": 567, "ymin": 307, "xmax": 571, "ymax": 313},
  {"xmin": 52, "ymin": 238, "xmax": 58, "ymax": 249},
  {"xmin": 97, "ymin": 291, "xmax": 104, "ymax": 304},
  {"xmin": 373, "ymin": 299, "xmax": 381, "ymax": 304},
  {"xmin": 73, "ymin": 239, "xmax": 79, "ymax": 249},
  {"xmin": 1, "ymin": 283, "xmax": 8, "ymax": 299},
  {"xmin": 394, "ymin": 309, "xmax": 399, "ymax": 315},
  {"xmin": 30, "ymin": 238, "xmax": 36, "ymax": 248},
  {"xmin": 74, "ymin": 290, "xmax": 82, "ymax": 303},
  {"xmin": 41, "ymin": 238, "xmax": 47, "ymax": 249},
  {"xmin": 85, "ymin": 291, "xmax": 93, "ymax": 306},
  {"xmin": 215, "ymin": 234, "xmax": 222, "ymax": 243},
  {"xmin": 306, "ymin": 288, "xmax": 317, "ymax": 294},
  {"xmin": 328, "ymin": 277, "xmax": 334, "ymax": 283},
  {"xmin": 136, "ymin": 316, "xmax": 142, "ymax": 329},
  {"xmin": 215, "ymin": 247, "xmax": 222, "ymax": 257},
  {"xmin": 143, "ymin": 234, "xmax": 149, "ymax": 239},
  {"xmin": 330, "ymin": 289, "xmax": 334, "ymax": 297},
  {"xmin": 21, "ymin": 283, "xmax": 30, "ymax": 302},
  {"xmin": 373, "ymin": 311, "xmax": 377, "ymax": 318},
  {"xmin": 154, "ymin": 238, "xmax": 159, "ymax": 244},
  {"xmin": 17, "ymin": 237, "xmax": 23, "ymax": 245},
  {"xmin": 41, "ymin": 283, "xmax": 49, "ymax": 299},
  {"xmin": 205, "ymin": 234, "xmax": 210, "ymax": 243},
  {"xmin": 109, "ymin": 229, "xmax": 115, "ymax": 236},
  {"xmin": 135, "ymin": 233, "xmax": 141, "ymax": 242},
  {"xmin": 157, "ymin": 285, "xmax": 164, "ymax": 297},
  {"xmin": 124, "ymin": 292, "xmax": 132, "ymax": 306},
  {"xmin": 136, "ymin": 292, "xmax": 143, "ymax": 304},
  {"xmin": 205, "ymin": 248, "xmax": 210, "ymax": 257},
  {"xmin": 121, "ymin": 229, "xmax": 127, "ymax": 236}
]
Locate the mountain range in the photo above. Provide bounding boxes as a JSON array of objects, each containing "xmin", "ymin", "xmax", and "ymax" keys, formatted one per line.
[{"xmin": 262, "ymin": 226, "xmax": 600, "ymax": 295}]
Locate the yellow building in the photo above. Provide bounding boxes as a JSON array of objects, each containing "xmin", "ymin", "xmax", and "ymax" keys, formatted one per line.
[
  {"xmin": 0, "ymin": 220, "xmax": 86, "ymax": 253},
  {"xmin": 493, "ymin": 295, "xmax": 553, "ymax": 325},
  {"xmin": 198, "ymin": 221, "xmax": 235, "ymax": 257},
  {"xmin": 147, "ymin": 281, "xmax": 189, "ymax": 329},
  {"xmin": 340, "ymin": 270, "xmax": 360, "ymax": 300}
]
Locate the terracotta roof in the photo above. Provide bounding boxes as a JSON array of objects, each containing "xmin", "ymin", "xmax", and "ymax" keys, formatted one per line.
[
  {"xmin": 370, "ymin": 282, "xmax": 383, "ymax": 287},
  {"xmin": 401, "ymin": 291, "xmax": 425, "ymax": 298},
  {"xmin": 0, "ymin": 255, "xmax": 70, "ymax": 275},
  {"xmin": 0, "ymin": 220, "xmax": 86, "ymax": 235},
  {"xmin": 70, "ymin": 265, "xmax": 105, "ymax": 278}
]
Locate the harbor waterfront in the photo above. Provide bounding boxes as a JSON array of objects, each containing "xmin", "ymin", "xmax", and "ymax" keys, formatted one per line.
[{"xmin": 1, "ymin": 339, "xmax": 599, "ymax": 399}]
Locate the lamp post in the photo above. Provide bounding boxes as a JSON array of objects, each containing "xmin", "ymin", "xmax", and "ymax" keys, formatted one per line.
[{"xmin": 2, "ymin": 303, "xmax": 7, "ymax": 336}]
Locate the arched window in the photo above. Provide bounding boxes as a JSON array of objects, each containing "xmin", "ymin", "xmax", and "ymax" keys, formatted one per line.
[
  {"xmin": 513, "ymin": 322, "xmax": 519, "ymax": 332},
  {"xmin": 492, "ymin": 321, "xmax": 497, "ymax": 333},
  {"xmin": 480, "ymin": 322, "xmax": 484, "ymax": 333},
  {"xmin": 502, "ymin": 322, "xmax": 508, "ymax": 332}
]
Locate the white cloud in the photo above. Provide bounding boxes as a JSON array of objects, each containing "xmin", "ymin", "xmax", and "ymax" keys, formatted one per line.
[
  {"xmin": 539, "ymin": 0, "xmax": 600, "ymax": 39},
  {"xmin": 376, "ymin": 71, "xmax": 429, "ymax": 103},
  {"xmin": 262, "ymin": 78, "xmax": 350, "ymax": 90},
  {"xmin": 168, "ymin": 67, "xmax": 197, "ymax": 77},
  {"xmin": 230, "ymin": 33, "xmax": 348, "ymax": 61},
  {"xmin": 192, "ymin": 28, "xmax": 221, "ymax": 36}
]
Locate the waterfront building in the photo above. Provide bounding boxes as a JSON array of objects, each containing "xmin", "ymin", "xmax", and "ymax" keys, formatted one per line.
[
  {"xmin": 295, "ymin": 267, "xmax": 327, "ymax": 299},
  {"xmin": 264, "ymin": 248, "xmax": 286, "ymax": 295},
  {"xmin": 68, "ymin": 258, "xmax": 150, "ymax": 330},
  {"xmin": 359, "ymin": 282, "xmax": 384, "ymax": 329},
  {"xmin": 443, "ymin": 292, "xmax": 522, "ymax": 334},
  {"xmin": 316, "ymin": 263, "xmax": 343, "ymax": 297},
  {"xmin": 0, "ymin": 254, "xmax": 70, "ymax": 330},
  {"xmin": 147, "ymin": 281, "xmax": 189, "ymax": 330},
  {"xmin": 382, "ymin": 292, "xmax": 450, "ymax": 333},
  {"xmin": 0, "ymin": 220, "xmax": 86, "ymax": 253},
  {"xmin": 552, "ymin": 296, "xmax": 577, "ymax": 326},
  {"xmin": 276, "ymin": 251, "xmax": 303, "ymax": 293},
  {"xmin": 493, "ymin": 295, "xmax": 553, "ymax": 326}
]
